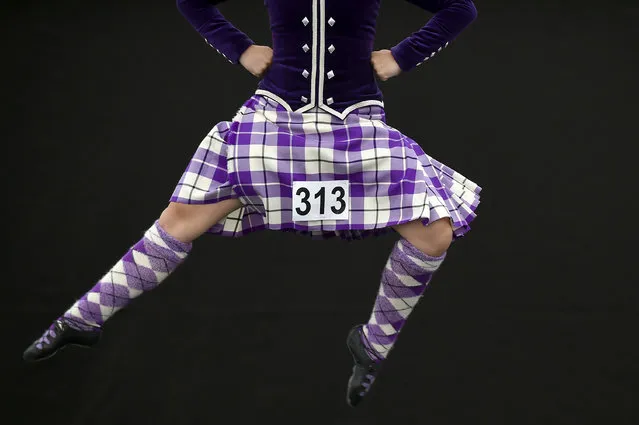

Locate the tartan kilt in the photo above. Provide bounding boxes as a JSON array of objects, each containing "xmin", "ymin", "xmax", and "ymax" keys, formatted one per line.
[{"xmin": 169, "ymin": 94, "xmax": 481, "ymax": 240}]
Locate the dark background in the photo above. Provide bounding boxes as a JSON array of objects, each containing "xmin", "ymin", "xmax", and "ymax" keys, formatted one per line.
[{"xmin": 2, "ymin": 0, "xmax": 638, "ymax": 424}]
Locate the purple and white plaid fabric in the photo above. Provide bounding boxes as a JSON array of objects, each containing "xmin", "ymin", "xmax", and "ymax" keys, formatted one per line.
[{"xmin": 170, "ymin": 94, "xmax": 481, "ymax": 240}]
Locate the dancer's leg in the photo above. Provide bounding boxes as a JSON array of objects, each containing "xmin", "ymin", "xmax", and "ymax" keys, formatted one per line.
[
  {"xmin": 361, "ymin": 218, "xmax": 452, "ymax": 359},
  {"xmin": 346, "ymin": 218, "xmax": 452, "ymax": 406},
  {"xmin": 62, "ymin": 200, "xmax": 242, "ymax": 328},
  {"xmin": 23, "ymin": 199, "xmax": 242, "ymax": 362}
]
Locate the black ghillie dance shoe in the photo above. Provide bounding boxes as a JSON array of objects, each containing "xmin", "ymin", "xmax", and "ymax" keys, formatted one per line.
[
  {"xmin": 23, "ymin": 318, "xmax": 101, "ymax": 362},
  {"xmin": 346, "ymin": 325, "xmax": 382, "ymax": 407}
]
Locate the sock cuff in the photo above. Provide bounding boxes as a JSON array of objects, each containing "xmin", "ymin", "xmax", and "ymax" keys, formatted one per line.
[
  {"xmin": 148, "ymin": 221, "xmax": 193, "ymax": 254},
  {"xmin": 397, "ymin": 238, "xmax": 447, "ymax": 263}
]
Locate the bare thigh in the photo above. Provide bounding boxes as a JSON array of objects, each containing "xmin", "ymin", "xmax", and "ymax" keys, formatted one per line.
[
  {"xmin": 393, "ymin": 218, "xmax": 453, "ymax": 257},
  {"xmin": 158, "ymin": 199, "xmax": 243, "ymax": 243}
]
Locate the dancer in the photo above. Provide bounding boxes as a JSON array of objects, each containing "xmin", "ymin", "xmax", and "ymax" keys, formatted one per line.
[{"xmin": 23, "ymin": 0, "xmax": 480, "ymax": 407}]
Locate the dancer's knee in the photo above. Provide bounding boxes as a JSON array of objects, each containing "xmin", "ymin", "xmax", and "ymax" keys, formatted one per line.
[
  {"xmin": 394, "ymin": 218, "xmax": 453, "ymax": 257},
  {"xmin": 158, "ymin": 203, "xmax": 193, "ymax": 234},
  {"xmin": 423, "ymin": 220, "xmax": 453, "ymax": 257},
  {"xmin": 158, "ymin": 199, "xmax": 242, "ymax": 242}
]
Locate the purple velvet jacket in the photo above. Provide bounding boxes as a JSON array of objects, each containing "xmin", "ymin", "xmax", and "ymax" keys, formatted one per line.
[{"xmin": 176, "ymin": 0, "xmax": 477, "ymax": 118}]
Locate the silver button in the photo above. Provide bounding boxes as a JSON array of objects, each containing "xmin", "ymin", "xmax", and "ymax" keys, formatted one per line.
[
  {"xmin": 328, "ymin": 17, "xmax": 335, "ymax": 26},
  {"xmin": 302, "ymin": 69, "xmax": 310, "ymax": 78},
  {"xmin": 327, "ymin": 70, "xmax": 335, "ymax": 79},
  {"xmin": 302, "ymin": 17, "xmax": 309, "ymax": 26},
  {"xmin": 301, "ymin": 96, "xmax": 308, "ymax": 103},
  {"xmin": 302, "ymin": 44, "xmax": 310, "ymax": 53},
  {"xmin": 326, "ymin": 97, "xmax": 334, "ymax": 105},
  {"xmin": 328, "ymin": 44, "xmax": 335, "ymax": 54}
]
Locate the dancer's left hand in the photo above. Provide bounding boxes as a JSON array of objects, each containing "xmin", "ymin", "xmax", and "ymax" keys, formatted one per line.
[
  {"xmin": 240, "ymin": 45, "xmax": 273, "ymax": 78},
  {"xmin": 371, "ymin": 50, "xmax": 402, "ymax": 81}
]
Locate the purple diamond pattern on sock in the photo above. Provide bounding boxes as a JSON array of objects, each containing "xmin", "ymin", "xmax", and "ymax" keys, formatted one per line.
[
  {"xmin": 63, "ymin": 221, "xmax": 192, "ymax": 327},
  {"xmin": 361, "ymin": 238, "xmax": 446, "ymax": 360}
]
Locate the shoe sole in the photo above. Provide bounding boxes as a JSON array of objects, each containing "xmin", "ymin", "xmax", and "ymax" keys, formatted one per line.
[{"xmin": 24, "ymin": 337, "xmax": 100, "ymax": 363}]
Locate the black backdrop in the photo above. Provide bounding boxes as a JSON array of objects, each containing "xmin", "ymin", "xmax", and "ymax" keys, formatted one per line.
[{"xmin": 2, "ymin": 1, "xmax": 638, "ymax": 424}]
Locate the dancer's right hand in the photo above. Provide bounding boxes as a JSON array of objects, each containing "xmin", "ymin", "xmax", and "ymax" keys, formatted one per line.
[{"xmin": 239, "ymin": 45, "xmax": 273, "ymax": 78}]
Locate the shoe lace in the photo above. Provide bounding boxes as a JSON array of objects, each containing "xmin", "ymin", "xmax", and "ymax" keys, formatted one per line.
[
  {"xmin": 35, "ymin": 321, "xmax": 63, "ymax": 349},
  {"xmin": 359, "ymin": 364, "xmax": 379, "ymax": 393}
]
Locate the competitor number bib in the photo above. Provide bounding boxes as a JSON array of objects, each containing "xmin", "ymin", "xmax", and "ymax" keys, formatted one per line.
[{"xmin": 292, "ymin": 180, "xmax": 349, "ymax": 221}]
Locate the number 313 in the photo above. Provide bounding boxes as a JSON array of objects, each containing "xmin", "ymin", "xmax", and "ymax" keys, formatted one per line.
[
  {"xmin": 291, "ymin": 180, "xmax": 349, "ymax": 221},
  {"xmin": 295, "ymin": 186, "xmax": 346, "ymax": 216}
]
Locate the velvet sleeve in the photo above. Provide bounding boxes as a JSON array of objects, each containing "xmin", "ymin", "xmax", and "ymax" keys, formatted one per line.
[
  {"xmin": 176, "ymin": 0, "xmax": 255, "ymax": 64},
  {"xmin": 390, "ymin": 0, "xmax": 477, "ymax": 72}
]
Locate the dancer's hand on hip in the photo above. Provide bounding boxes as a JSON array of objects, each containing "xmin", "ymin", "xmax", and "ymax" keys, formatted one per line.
[
  {"xmin": 371, "ymin": 50, "xmax": 402, "ymax": 81},
  {"xmin": 240, "ymin": 45, "xmax": 273, "ymax": 77}
]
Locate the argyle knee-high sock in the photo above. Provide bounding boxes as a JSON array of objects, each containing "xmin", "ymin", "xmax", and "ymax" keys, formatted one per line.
[
  {"xmin": 62, "ymin": 221, "xmax": 192, "ymax": 330},
  {"xmin": 361, "ymin": 238, "xmax": 446, "ymax": 361}
]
